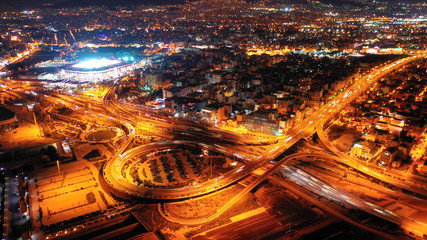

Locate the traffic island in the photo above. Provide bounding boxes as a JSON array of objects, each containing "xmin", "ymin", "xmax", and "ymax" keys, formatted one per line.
[
  {"xmin": 163, "ymin": 184, "xmax": 246, "ymax": 220},
  {"xmin": 102, "ymin": 141, "xmax": 249, "ymax": 199}
]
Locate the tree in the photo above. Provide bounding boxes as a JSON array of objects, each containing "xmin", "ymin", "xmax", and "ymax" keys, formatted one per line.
[{"xmin": 47, "ymin": 145, "xmax": 59, "ymax": 162}]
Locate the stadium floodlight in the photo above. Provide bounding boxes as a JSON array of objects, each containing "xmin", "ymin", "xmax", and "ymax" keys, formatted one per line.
[{"xmin": 71, "ymin": 59, "xmax": 122, "ymax": 69}]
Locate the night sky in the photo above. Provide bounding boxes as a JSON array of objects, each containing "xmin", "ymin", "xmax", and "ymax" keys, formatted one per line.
[
  {"xmin": 0, "ymin": 0, "xmax": 61, "ymax": 10},
  {"xmin": 0, "ymin": 0, "xmax": 184, "ymax": 11},
  {"xmin": 0, "ymin": 0, "xmax": 424, "ymax": 11}
]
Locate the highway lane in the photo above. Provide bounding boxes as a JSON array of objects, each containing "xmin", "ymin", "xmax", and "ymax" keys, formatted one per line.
[
  {"xmin": 279, "ymin": 164, "xmax": 427, "ymax": 237},
  {"xmin": 303, "ymin": 163, "xmax": 401, "ymax": 199},
  {"xmin": 300, "ymin": 159, "xmax": 427, "ymax": 217},
  {"xmin": 268, "ymin": 174, "xmax": 403, "ymax": 240},
  {"xmin": 192, "ymin": 211, "xmax": 303, "ymax": 240}
]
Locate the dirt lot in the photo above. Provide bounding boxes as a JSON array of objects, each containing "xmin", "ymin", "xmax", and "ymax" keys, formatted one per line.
[{"xmin": 327, "ymin": 125, "xmax": 362, "ymax": 152}]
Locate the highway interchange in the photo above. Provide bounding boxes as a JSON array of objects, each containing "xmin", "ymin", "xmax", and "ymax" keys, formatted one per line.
[
  {"xmin": 95, "ymin": 53, "xmax": 427, "ymax": 237},
  {"xmin": 2, "ymin": 52, "xmax": 427, "ymax": 238},
  {"xmin": 104, "ymin": 53, "xmax": 427, "ymax": 198}
]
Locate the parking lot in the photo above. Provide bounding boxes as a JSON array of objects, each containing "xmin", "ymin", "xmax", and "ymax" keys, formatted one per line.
[
  {"xmin": 124, "ymin": 149, "xmax": 237, "ymax": 188},
  {"xmin": 28, "ymin": 160, "xmax": 117, "ymax": 228}
]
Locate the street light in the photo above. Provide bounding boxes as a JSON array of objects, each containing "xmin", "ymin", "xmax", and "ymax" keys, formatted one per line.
[
  {"xmin": 215, "ymin": 177, "xmax": 218, "ymax": 203},
  {"xmin": 56, "ymin": 160, "xmax": 61, "ymax": 175}
]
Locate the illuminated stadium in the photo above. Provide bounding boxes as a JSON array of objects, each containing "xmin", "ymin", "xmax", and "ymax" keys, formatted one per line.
[{"xmin": 60, "ymin": 58, "xmax": 136, "ymax": 82}]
